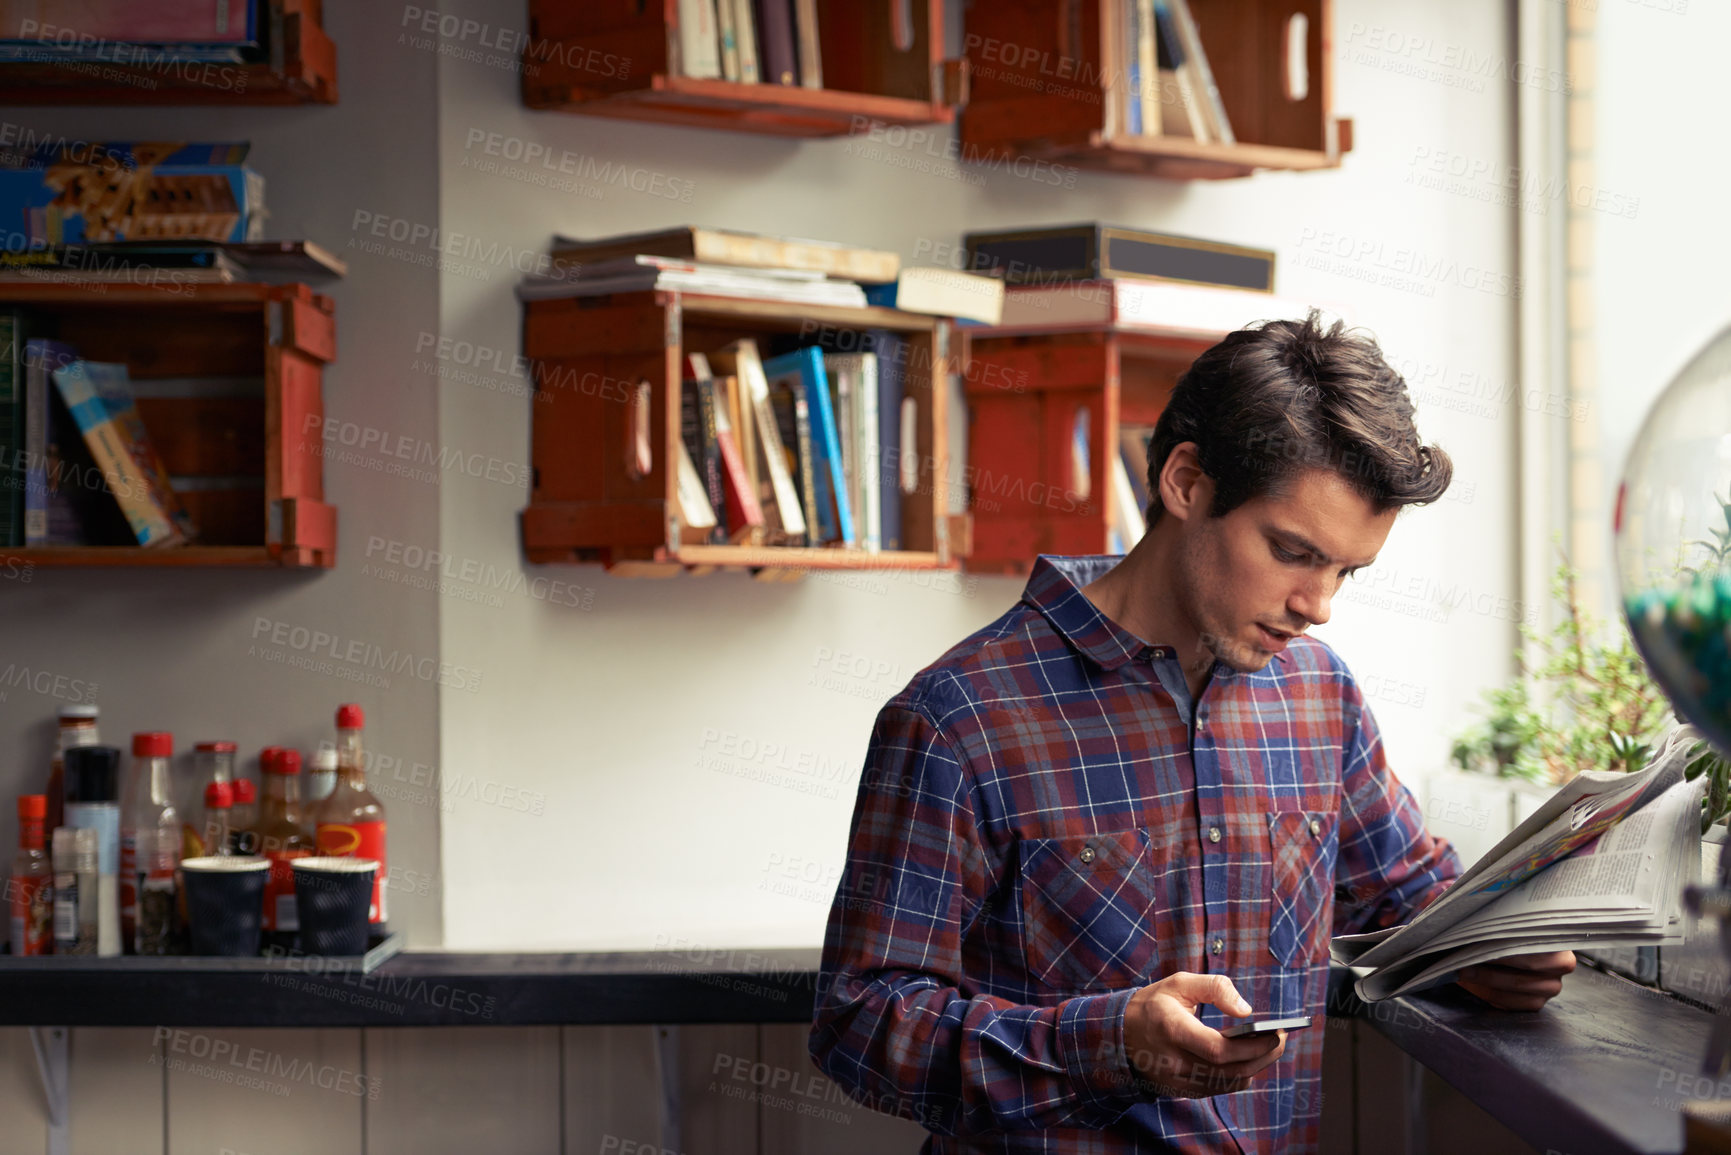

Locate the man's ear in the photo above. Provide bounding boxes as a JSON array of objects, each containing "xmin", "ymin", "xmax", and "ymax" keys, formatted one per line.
[{"xmin": 1158, "ymin": 442, "xmax": 1210, "ymax": 522}]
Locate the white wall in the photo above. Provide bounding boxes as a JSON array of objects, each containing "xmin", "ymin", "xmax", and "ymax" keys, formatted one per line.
[
  {"xmin": 1596, "ymin": 0, "xmax": 1731, "ymax": 588},
  {"xmin": 0, "ymin": 2, "xmax": 447, "ymax": 945},
  {"xmin": 433, "ymin": 0, "xmax": 1526, "ymax": 950}
]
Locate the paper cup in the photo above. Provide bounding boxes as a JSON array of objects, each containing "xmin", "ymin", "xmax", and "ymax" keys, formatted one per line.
[
  {"xmin": 180, "ymin": 856, "xmax": 271, "ymax": 956},
  {"xmin": 292, "ymin": 857, "xmax": 378, "ymax": 957}
]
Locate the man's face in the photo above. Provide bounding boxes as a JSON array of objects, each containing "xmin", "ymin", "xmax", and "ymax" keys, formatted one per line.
[{"xmin": 1174, "ymin": 467, "xmax": 1397, "ymax": 673}]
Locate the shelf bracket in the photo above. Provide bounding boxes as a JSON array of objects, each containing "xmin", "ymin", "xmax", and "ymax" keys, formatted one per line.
[{"xmin": 29, "ymin": 1025, "xmax": 69, "ymax": 1155}]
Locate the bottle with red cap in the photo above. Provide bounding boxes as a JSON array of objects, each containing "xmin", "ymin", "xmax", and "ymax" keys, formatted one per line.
[
  {"xmin": 258, "ymin": 749, "xmax": 314, "ymax": 952},
  {"xmin": 230, "ymin": 778, "xmax": 259, "ymax": 855},
  {"xmin": 202, "ymin": 781, "xmax": 234, "ymax": 860},
  {"xmin": 120, "ymin": 732, "xmax": 179, "ymax": 954},
  {"xmin": 185, "ymin": 741, "xmax": 236, "ymax": 858},
  {"xmin": 10, "ymin": 795, "xmax": 51, "ymax": 955},
  {"xmin": 314, "ymin": 704, "xmax": 387, "ymax": 927}
]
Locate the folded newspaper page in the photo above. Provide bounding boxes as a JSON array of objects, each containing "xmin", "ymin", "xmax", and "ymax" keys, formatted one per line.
[{"xmin": 1331, "ymin": 723, "xmax": 1708, "ymax": 1001}]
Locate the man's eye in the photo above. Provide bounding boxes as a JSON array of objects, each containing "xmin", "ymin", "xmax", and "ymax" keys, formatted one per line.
[{"xmin": 1273, "ymin": 545, "xmax": 1304, "ymax": 563}]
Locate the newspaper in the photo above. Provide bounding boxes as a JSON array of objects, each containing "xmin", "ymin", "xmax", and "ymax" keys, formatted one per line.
[{"xmin": 1332, "ymin": 723, "xmax": 1709, "ymax": 1001}]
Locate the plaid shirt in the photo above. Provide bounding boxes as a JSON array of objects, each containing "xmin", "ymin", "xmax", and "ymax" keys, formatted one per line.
[{"xmin": 810, "ymin": 556, "xmax": 1460, "ymax": 1153}]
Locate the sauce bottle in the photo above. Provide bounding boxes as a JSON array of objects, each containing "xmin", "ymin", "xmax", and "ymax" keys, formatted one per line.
[
  {"xmin": 47, "ymin": 705, "xmax": 100, "ymax": 838},
  {"xmin": 314, "ymin": 705, "xmax": 387, "ymax": 926},
  {"xmin": 9, "ymin": 795, "xmax": 51, "ymax": 955},
  {"xmin": 121, "ymin": 732, "xmax": 178, "ymax": 953},
  {"xmin": 201, "ymin": 781, "xmax": 234, "ymax": 859},
  {"xmin": 258, "ymin": 749, "xmax": 314, "ymax": 952}
]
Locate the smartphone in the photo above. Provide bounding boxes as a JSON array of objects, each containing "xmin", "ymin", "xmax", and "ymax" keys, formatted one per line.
[{"xmin": 1220, "ymin": 1015, "xmax": 1312, "ymax": 1039}]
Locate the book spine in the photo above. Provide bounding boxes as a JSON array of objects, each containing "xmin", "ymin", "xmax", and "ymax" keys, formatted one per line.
[
  {"xmin": 50, "ymin": 365, "xmax": 178, "ymax": 547},
  {"xmin": 873, "ymin": 332, "xmax": 904, "ymax": 552},
  {"xmin": 676, "ymin": 0, "xmax": 723, "ymax": 79},
  {"xmin": 793, "ymin": 393, "xmax": 817, "ymax": 544},
  {"xmin": 794, "ymin": 0, "xmax": 822, "ymax": 88},
  {"xmin": 711, "ymin": 379, "xmax": 764, "ymax": 533},
  {"xmin": 754, "ymin": 0, "xmax": 797, "ymax": 86},
  {"xmin": 21, "ymin": 340, "xmax": 53, "ymax": 544},
  {"xmin": 716, "ymin": 0, "xmax": 741, "ymax": 80},
  {"xmin": 692, "ymin": 376, "xmax": 727, "ymax": 543},
  {"xmin": 0, "ymin": 313, "xmax": 19, "ymax": 546},
  {"xmin": 732, "ymin": 0, "xmax": 760, "ymax": 82},
  {"xmin": 856, "ymin": 355, "xmax": 881, "ymax": 553}
]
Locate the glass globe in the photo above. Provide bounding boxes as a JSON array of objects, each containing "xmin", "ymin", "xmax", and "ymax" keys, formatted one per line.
[{"xmin": 1616, "ymin": 326, "xmax": 1731, "ymax": 758}]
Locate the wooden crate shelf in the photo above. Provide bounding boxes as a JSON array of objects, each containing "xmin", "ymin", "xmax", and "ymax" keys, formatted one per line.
[
  {"xmin": 963, "ymin": 321, "xmax": 1218, "ymax": 575},
  {"xmin": 521, "ymin": 290, "xmax": 958, "ymax": 575},
  {"xmin": 0, "ymin": 282, "xmax": 337, "ymax": 568},
  {"xmin": 0, "ymin": 0, "xmax": 337, "ymax": 105},
  {"xmin": 960, "ymin": 0, "xmax": 1349, "ymax": 180},
  {"xmin": 522, "ymin": 0, "xmax": 955, "ymax": 137}
]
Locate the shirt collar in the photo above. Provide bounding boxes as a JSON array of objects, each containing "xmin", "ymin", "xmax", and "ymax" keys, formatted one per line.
[{"xmin": 1021, "ymin": 555, "xmax": 1177, "ymax": 672}]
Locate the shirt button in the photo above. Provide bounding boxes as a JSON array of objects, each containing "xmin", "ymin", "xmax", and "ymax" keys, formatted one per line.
[
  {"xmin": 1079, "ymin": 845, "xmax": 1096, "ymax": 864},
  {"xmin": 1208, "ymin": 826, "xmax": 1222, "ymax": 844},
  {"xmin": 1211, "ymin": 937, "xmax": 1224, "ymax": 955},
  {"xmin": 1309, "ymin": 819, "xmax": 1322, "ymax": 838}
]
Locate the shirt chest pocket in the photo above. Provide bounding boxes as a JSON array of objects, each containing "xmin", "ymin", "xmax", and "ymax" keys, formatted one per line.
[
  {"xmin": 1016, "ymin": 827, "xmax": 1159, "ymax": 993},
  {"xmin": 1268, "ymin": 810, "xmax": 1338, "ymax": 969}
]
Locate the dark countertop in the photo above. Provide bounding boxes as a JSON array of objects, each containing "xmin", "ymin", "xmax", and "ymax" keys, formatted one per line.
[
  {"xmin": 1, "ymin": 951, "xmax": 1714, "ymax": 1154},
  {"xmin": 1328, "ymin": 964, "xmax": 1713, "ymax": 1155}
]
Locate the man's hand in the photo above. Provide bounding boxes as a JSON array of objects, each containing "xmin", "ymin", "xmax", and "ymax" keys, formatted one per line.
[
  {"xmin": 1121, "ymin": 972, "xmax": 1287, "ymax": 1098},
  {"xmin": 1456, "ymin": 950, "xmax": 1577, "ymax": 1011}
]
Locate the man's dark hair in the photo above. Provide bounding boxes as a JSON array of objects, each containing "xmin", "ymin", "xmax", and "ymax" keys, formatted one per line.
[{"xmin": 1145, "ymin": 310, "xmax": 1451, "ymax": 522}]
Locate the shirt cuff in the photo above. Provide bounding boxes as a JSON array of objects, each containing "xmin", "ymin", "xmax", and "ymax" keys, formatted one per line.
[{"xmin": 1055, "ymin": 987, "xmax": 1142, "ymax": 1109}]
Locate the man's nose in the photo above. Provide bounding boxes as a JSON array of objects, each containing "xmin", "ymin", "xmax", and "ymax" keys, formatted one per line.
[{"xmin": 1291, "ymin": 577, "xmax": 1332, "ymax": 628}]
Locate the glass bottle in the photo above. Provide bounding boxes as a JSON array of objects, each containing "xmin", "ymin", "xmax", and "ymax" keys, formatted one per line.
[
  {"xmin": 185, "ymin": 741, "xmax": 236, "ymax": 858},
  {"xmin": 9, "ymin": 795, "xmax": 51, "ymax": 955},
  {"xmin": 52, "ymin": 825, "xmax": 97, "ymax": 955},
  {"xmin": 307, "ymin": 744, "xmax": 338, "ymax": 805},
  {"xmin": 121, "ymin": 732, "xmax": 178, "ymax": 953},
  {"xmin": 133, "ymin": 827, "xmax": 180, "ymax": 956},
  {"xmin": 47, "ymin": 704, "xmax": 100, "ymax": 838},
  {"xmin": 314, "ymin": 704, "xmax": 387, "ymax": 926},
  {"xmin": 258, "ymin": 749, "xmax": 314, "ymax": 952},
  {"xmin": 230, "ymin": 778, "xmax": 259, "ymax": 855},
  {"xmin": 202, "ymin": 781, "xmax": 233, "ymax": 859}
]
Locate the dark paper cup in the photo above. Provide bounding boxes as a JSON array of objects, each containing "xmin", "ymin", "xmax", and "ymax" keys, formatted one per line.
[
  {"xmin": 181, "ymin": 856, "xmax": 271, "ymax": 957},
  {"xmin": 292, "ymin": 857, "xmax": 378, "ymax": 957}
]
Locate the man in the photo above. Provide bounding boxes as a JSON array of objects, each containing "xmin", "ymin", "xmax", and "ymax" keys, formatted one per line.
[{"xmin": 808, "ymin": 313, "xmax": 1574, "ymax": 1152}]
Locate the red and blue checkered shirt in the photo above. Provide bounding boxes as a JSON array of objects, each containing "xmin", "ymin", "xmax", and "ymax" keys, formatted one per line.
[{"xmin": 810, "ymin": 556, "xmax": 1460, "ymax": 1153}]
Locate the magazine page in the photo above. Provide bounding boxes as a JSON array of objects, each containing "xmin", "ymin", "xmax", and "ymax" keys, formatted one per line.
[{"xmin": 1349, "ymin": 725, "xmax": 1695, "ymax": 971}]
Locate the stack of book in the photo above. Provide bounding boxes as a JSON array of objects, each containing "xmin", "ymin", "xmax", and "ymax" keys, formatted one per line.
[
  {"xmin": 0, "ymin": 241, "xmax": 345, "ymax": 286},
  {"xmin": 517, "ymin": 226, "xmax": 1004, "ymax": 323},
  {"xmin": 1112, "ymin": 0, "xmax": 1233, "ymax": 143},
  {"xmin": 672, "ymin": 0, "xmax": 826, "ymax": 88},
  {"xmin": 676, "ymin": 333, "xmax": 910, "ymax": 554},
  {"xmin": 0, "ymin": 1, "xmax": 266, "ymax": 65},
  {"xmin": 0, "ymin": 313, "xmax": 195, "ymax": 548}
]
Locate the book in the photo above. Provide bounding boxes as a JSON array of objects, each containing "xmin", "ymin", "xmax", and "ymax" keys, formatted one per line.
[
  {"xmin": 676, "ymin": 0, "xmax": 723, "ymax": 79},
  {"xmin": 763, "ymin": 348, "xmax": 851, "ymax": 545},
  {"xmin": 1167, "ymin": 0, "xmax": 1234, "ymax": 145},
  {"xmin": 1153, "ymin": 1, "xmax": 1206, "ymax": 142},
  {"xmin": 1135, "ymin": 0, "xmax": 1158, "ymax": 136},
  {"xmin": 0, "ymin": 244, "xmax": 240, "ymax": 284},
  {"xmin": 1334, "ymin": 725, "xmax": 1709, "ymax": 1002},
  {"xmin": 731, "ymin": 0, "xmax": 760, "ymax": 82},
  {"xmin": 964, "ymin": 224, "xmax": 1275, "ymax": 293},
  {"xmin": 793, "ymin": 0, "xmax": 822, "ymax": 88},
  {"xmin": 825, "ymin": 353, "xmax": 881, "ymax": 552},
  {"xmin": 50, "ymin": 360, "xmax": 192, "ymax": 548},
  {"xmin": 0, "ymin": 0, "xmax": 261, "ymax": 47},
  {"xmin": 716, "ymin": 0, "xmax": 741, "ymax": 80},
  {"xmin": 709, "ymin": 375, "xmax": 763, "ymax": 538},
  {"xmin": 518, "ymin": 256, "xmax": 866, "ymax": 309},
  {"xmin": 21, "ymin": 338, "xmax": 76, "ymax": 544},
  {"xmin": 550, "ymin": 227, "xmax": 900, "ymax": 283},
  {"xmin": 675, "ymin": 442, "xmax": 719, "ymax": 532},
  {"xmin": 0, "ymin": 312, "xmax": 20, "ymax": 545},
  {"xmin": 768, "ymin": 373, "xmax": 819, "ymax": 542},
  {"xmin": 711, "ymin": 340, "xmax": 807, "ymax": 544},
  {"xmin": 1100, "ymin": 0, "xmax": 1123, "ymax": 139},
  {"xmin": 1125, "ymin": 0, "xmax": 1143, "ymax": 136},
  {"xmin": 996, "ymin": 279, "xmax": 1320, "ymax": 335},
  {"xmin": 224, "ymin": 240, "xmax": 348, "ymax": 279},
  {"xmin": 862, "ymin": 267, "xmax": 1005, "ymax": 324},
  {"xmin": 754, "ymin": 0, "xmax": 797, "ymax": 85},
  {"xmin": 870, "ymin": 332, "xmax": 906, "ymax": 552},
  {"xmin": 1109, "ymin": 449, "xmax": 1146, "ymax": 553},
  {"xmin": 680, "ymin": 354, "xmax": 727, "ymax": 543}
]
